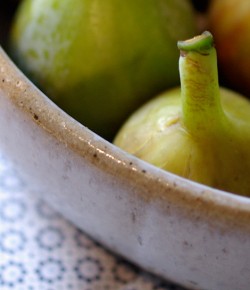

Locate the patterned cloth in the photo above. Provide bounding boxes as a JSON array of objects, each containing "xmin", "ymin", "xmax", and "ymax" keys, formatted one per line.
[{"xmin": 0, "ymin": 152, "xmax": 185, "ymax": 290}]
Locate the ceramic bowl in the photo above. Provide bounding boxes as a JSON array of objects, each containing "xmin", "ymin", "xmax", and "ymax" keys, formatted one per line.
[{"xmin": 1, "ymin": 7, "xmax": 250, "ymax": 290}]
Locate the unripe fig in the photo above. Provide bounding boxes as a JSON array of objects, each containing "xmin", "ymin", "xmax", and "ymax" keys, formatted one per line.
[
  {"xmin": 9, "ymin": 0, "xmax": 197, "ymax": 140},
  {"xmin": 114, "ymin": 32, "xmax": 250, "ymax": 197}
]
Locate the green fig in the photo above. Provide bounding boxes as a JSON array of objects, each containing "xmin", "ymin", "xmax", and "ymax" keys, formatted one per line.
[
  {"xmin": 114, "ymin": 31, "xmax": 250, "ymax": 197},
  {"xmin": 9, "ymin": 0, "xmax": 197, "ymax": 140}
]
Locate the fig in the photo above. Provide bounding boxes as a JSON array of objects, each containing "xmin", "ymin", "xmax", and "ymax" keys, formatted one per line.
[
  {"xmin": 114, "ymin": 32, "xmax": 250, "ymax": 197},
  {"xmin": 208, "ymin": 0, "xmax": 250, "ymax": 97},
  {"xmin": 9, "ymin": 0, "xmax": 197, "ymax": 140}
]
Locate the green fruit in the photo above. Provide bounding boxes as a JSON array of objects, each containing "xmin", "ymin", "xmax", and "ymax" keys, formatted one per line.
[
  {"xmin": 9, "ymin": 0, "xmax": 197, "ymax": 140},
  {"xmin": 114, "ymin": 31, "xmax": 250, "ymax": 197}
]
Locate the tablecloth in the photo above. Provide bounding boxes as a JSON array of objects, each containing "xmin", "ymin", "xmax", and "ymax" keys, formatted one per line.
[{"xmin": 0, "ymin": 151, "xmax": 186, "ymax": 290}]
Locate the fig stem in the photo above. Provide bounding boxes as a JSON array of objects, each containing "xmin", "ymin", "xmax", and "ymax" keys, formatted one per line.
[{"xmin": 178, "ymin": 31, "xmax": 226, "ymax": 138}]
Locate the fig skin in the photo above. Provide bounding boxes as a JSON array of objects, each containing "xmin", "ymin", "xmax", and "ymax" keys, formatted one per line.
[
  {"xmin": 114, "ymin": 32, "xmax": 250, "ymax": 197},
  {"xmin": 9, "ymin": 0, "xmax": 197, "ymax": 140},
  {"xmin": 208, "ymin": 0, "xmax": 250, "ymax": 98}
]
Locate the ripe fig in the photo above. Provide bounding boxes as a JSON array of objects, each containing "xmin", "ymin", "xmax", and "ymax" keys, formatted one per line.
[
  {"xmin": 114, "ymin": 32, "xmax": 250, "ymax": 197},
  {"xmin": 9, "ymin": 0, "xmax": 197, "ymax": 140},
  {"xmin": 208, "ymin": 0, "xmax": 250, "ymax": 98}
]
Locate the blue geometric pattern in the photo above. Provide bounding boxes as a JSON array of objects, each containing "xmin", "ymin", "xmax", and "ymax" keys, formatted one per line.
[
  {"xmin": 0, "ymin": 152, "xmax": 185, "ymax": 290},
  {"xmin": 35, "ymin": 258, "xmax": 66, "ymax": 283},
  {"xmin": 0, "ymin": 229, "xmax": 26, "ymax": 254},
  {"xmin": 0, "ymin": 261, "xmax": 27, "ymax": 287},
  {"xmin": 35, "ymin": 226, "xmax": 65, "ymax": 251}
]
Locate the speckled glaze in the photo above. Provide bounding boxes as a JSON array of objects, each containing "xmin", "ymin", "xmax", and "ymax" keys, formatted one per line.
[{"xmin": 1, "ymin": 47, "xmax": 250, "ymax": 290}]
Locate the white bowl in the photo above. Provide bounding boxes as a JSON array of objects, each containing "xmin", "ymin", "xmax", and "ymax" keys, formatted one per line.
[{"xmin": 1, "ymin": 27, "xmax": 250, "ymax": 290}]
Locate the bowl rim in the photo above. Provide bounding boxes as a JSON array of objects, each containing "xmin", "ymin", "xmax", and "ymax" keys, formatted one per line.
[{"xmin": 1, "ymin": 45, "xmax": 250, "ymax": 229}]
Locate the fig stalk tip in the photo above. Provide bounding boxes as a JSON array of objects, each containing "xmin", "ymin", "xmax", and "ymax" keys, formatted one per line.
[{"xmin": 177, "ymin": 31, "xmax": 214, "ymax": 54}]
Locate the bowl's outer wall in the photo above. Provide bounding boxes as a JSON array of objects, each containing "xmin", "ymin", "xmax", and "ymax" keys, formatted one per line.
[{"xmin": 1, "ymin": 48, "xmax": 250, "ymax": 290}]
